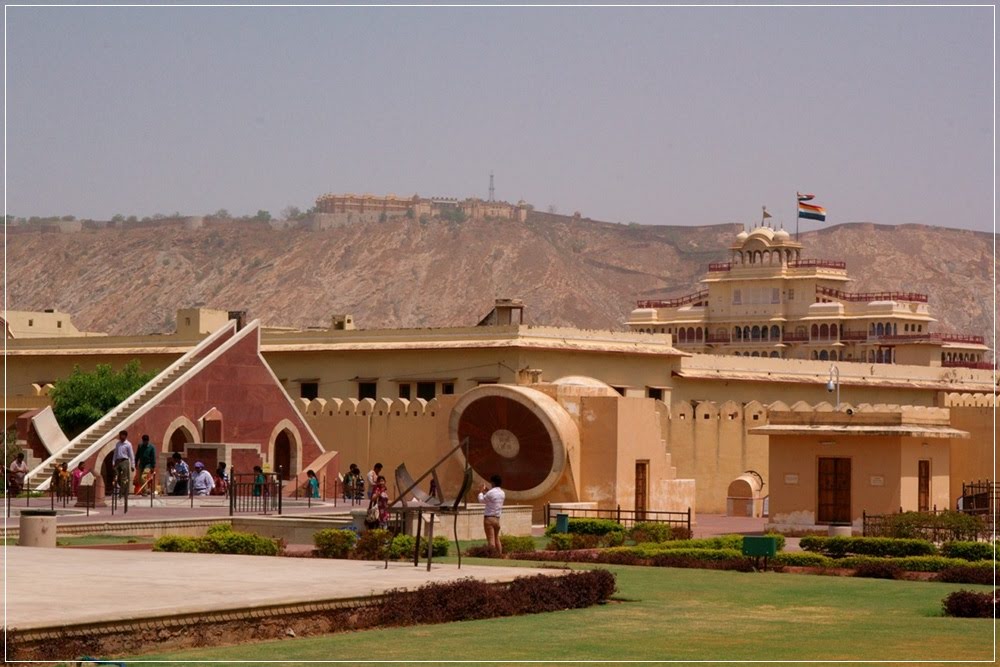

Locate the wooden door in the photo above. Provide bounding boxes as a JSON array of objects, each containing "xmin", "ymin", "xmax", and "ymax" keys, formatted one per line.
[
  {"xmin": 635, "ymin": 460, "xmax": 649, "ymax": 521},
  {"xmin": 918, "ymin": 460, "xmax": 930, "ymax": 512},
  {"xmin": 274, "ymin": 431, "xmax": 292, "ymax": 480},
  {"xmin": 817, "ymin": 457, "xmax": 851, "ymax": 524}
]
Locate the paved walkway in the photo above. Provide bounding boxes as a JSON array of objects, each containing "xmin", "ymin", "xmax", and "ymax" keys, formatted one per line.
[{"xmin": 3, "ymin": 545, "xmax": 560, "ymax": 631}]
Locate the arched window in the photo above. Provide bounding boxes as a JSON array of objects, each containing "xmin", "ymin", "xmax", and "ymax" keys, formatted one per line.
[
  {"xmin": 876, "ymin": 349, "xmax": 884, "ymax": 363},
  {"xmin": 734, "ymin": 326, "xmax": 742, "ymax": 340},
  {"xmin": 819, "ymin": 350, "xmax": 829, "ymax": 361},
  {"xmin": 905, "ymin": 324, "xmax": 910, "ymax": 332},
  {"xmin": 811, "ymin": 324, "xmax": 819, "ymax": 339},
  {"xmin": 820, "ymin": 324, "xmax": 829, "ymax": 339},
  {"xmin": 830, "ymin": 324, "xmax": 838, "ymax": 338},
  {"xmin": 687, "ymin": 327, "xmax": 696, "ymax": 341},
  {"xmin": 770, "ymin": 351, "xmax": 779, "ymax": 358},
  {"xmin": 830, "ymin": 350, "xmax": 838, "ymax": 361},
  {"xmin": 770, "ymin": 325, "xmax": 781, "ymax": 340},
  {"xmin": 695, "ymin": 328, "xmax": 703, "ymax": 341},
  {"xmin": 743, "ymin": 326, "xmax": 751, "ymax": 340},
  {"xmin": 870, "ymin": 323, "xmax": 876, "ymax": 334},
  {"xmin": 751, "ymin": 351, "xmax": 760, "ymax": 357},
  {"xmin": 679, "ymin": 328, "xmax": 687, "ymax": 342},
  {"xmin": 876, "ymin": 323, "xmax": 884, "ymax": 336},
  {"xmin": 761, "ymin": 326, "xmax": 769, "ymax": 341},
  {"xmin": 884, "ymin": 322, "xmax": 892, "ymax": 335},
  {"xmin": 751, "ymin": 325, "xmax": 761, "ymax": 340}
]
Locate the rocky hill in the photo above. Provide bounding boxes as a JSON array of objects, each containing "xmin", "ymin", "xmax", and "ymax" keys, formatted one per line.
[{"xmin": 4, "ymin": 213, "xmax": 995, "ymax": 342}]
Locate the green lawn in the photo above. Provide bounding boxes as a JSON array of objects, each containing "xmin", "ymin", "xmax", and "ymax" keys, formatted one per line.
[
  {"xmin": 56, "ymin": 533, "xmax": 149, "ymax": 546},
  {"xmin": 130, "ymin": 560, "xmax": 995, "ymax": 664}
]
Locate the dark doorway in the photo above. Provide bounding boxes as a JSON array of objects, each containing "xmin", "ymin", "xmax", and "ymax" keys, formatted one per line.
[
  {"xmin": 818, "ymin": 457, "xmax": 851, "ymax": 524},
  {"xmin": 635, "ymin": 460, "xmax": 649, "ymax": 521},
  {"xmin": 169, "ymin": 428, "xmax": 191, "ymax": 453},
  {"xmin": 101, "ymin": 451, "xmax": 115, "ymax": 495},
  {"xmin": 274, "ymin": 431, "xmax": 292, "ymax": 480},
  {"xmin": 918, "ymin": 460, "xmax": 930, "ymax": 512}
]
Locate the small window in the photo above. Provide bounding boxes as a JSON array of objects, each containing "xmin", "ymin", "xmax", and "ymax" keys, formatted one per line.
[
  {"xmin": 27, "ymin": 319, "xmax": 33, "ymax": 326},
  {"xmin": 647, "ymin": 387, "xmax": 663, "ymax": 401},
  {"xmin": 57, "ymin": 320, "xmax": 62, "ymax": 328},
  {"xmin": 787, "ymin": 289, "xmax": 794, "ymax": 301},
  {"xmin": 733, "ymin": 289, "xmax": 742, "ymax": 305},
  {"xmin": 358, "ymin": 382, "xmax": 377, "ymax": 401},
  {"xmin": 771, "ymin": 288, "xmax": 780, "ymax": 304},
  {"xmin": 416, "ymin": 382, "xmax": 436, "ymax": 401},
  {"xmin": 299, "ymin": 382, "xmax": 319, "ymax": 400},
  {"xmin": 185, "ymin": 317, "xmax": 191, "ymax": 326},
  {"xmin": 442, "ymin": 383, "xmax": 455, "ymax": 395},
  {"xmin": 398, "ymin": 384, "xmax": 411, "ymax": 400}
]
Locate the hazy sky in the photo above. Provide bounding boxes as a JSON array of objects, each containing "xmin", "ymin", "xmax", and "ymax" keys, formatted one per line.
[{"xmin": 5, "ymin": 5, "xmax": 995, "ymax": 232}]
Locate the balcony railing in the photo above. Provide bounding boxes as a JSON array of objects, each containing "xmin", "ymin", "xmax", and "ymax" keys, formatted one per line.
[
  {"xmin": 878, "ymin": 333, "xmax": 985, "ymax": 345},
  {"xmin": 637, "ymin": 290, "xmax": 709, "ymax": 309},
  {"xmin": 840, "ymin": 331, "xmax": 868, "ymax": 341},
  {"xmin": 705, "ymin": 333, "xmax": 731, "ymax": 343},
  {"xmin": 708, "ymin": 262, "xmax": 732, "ymax": 272},
  {"xmin": 817, "ymin": 286, "xmax": 928, "ymax": 303},
  {"xmin": 942, "ymin": 361, "xmax": 995, "ymax": 370},
  {"xmin": 789, "ymin": 259, "xmax": 847, "ymax": 270}
]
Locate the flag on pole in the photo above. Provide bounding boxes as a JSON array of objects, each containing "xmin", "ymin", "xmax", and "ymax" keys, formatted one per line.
[
  {"xmin": 762, "ymin": 206, "xmax": 772, "ymax": 220},
  {"xmin": 797, "ymin": 192, "xmax": 815, "ymax": 202},
  {"xmin": 798, "ymin": 201, "xmax": 827, "ymax": 222}
]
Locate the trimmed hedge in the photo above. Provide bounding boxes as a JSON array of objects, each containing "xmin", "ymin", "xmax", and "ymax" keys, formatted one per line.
[
  {"xmin": 882, "ymin": 511, "xmax": 984, "ymax": 541},
  {"xmin": 545, "ymin": 518, "xmax": 625, "ymax": 537},
  {"xmin": 153, "ymin": 526, "xmax": 281, "ymax": 556},
  {"xmin": 314, "ymin": 529, "xmax": 357, "ymax": 558},
  {"xmin": 633, "ymin": 535, "xmax": 745, "ymax": 552},
  {"xmin": 837, "ymin": 555, "xmax": 997, "ymax": 573},
  {"xmin": 371, "ymin": 569, "xmax": 617, "ymax": 626},
  {"xmin": 800, "ymin": 536, "xmax": 935, "ymax": 558},
  {"xmin": 941, "ymin": 541, "xmax": 995, "ymax": 562},
  {"xmin": 628, "ymin": 522, "xmax": 674, "ymax": 543},
  {"xmin": 772, "ymin": 552, "xmax": 834, "ymax": 568},
  {"xmin": 852, "ymin": 560, "xmax": 904, "ymax": 580},
  {"xmin": 934, "ymin": 563, "xmax": 996, "ymax": 585},
  {"xmin": 500, "ymin": 535, "xmax": 536, "ymax": 554}
]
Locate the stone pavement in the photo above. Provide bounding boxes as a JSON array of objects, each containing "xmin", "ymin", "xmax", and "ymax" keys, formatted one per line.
[{"xmin": 3, "ymin": 545, "xmax": 561, "ymax": 631}]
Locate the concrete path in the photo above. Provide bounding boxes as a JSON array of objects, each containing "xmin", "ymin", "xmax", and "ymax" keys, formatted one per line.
[{"xmin": 3, "ymin": 546, "xmax": 561, "ymax": 631}]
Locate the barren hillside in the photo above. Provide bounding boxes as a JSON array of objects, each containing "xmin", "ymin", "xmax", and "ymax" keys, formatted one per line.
[{"xmin": 4, "ymin": 215, "xmax": 995, "ymax": 342}]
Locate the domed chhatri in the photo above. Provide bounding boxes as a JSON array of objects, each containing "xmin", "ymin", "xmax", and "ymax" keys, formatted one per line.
[{"xmin": 627, "ymin": 224, "xmax": 988, "ymax": 367}]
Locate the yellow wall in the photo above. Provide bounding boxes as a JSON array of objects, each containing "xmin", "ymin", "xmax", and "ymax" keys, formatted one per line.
[{"xmin": 899, "ymin": 438, "xmax": 951, "ymax": 511}]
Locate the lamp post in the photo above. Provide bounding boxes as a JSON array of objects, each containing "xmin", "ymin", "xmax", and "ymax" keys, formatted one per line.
[{"xmin": 826, "ymin": 364, "xmax": 840, "ymax": 409}]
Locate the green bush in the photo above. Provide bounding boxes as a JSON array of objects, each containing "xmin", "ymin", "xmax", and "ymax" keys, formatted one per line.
[
  {"xmin": 206, "ymin": 523, "xmax": 233, "ymax": 536},
  {"xmin": 546, "ymin": 534, "xmax": 574, "ymax": 551},
  {"xmin": 314, "ymin": 528, "xmax": 358, "ymax": 559},
  {"xmin": 941, "ymin": 541, "xmax": 995, "ymax": 562},
  {"xmin": 545, "ymin": 518, "xmax": 625, "ymax": 537},
  {"xmin": 198, "ymin": 529, "xmax": 281, "ymax": 556},
  {"xmin": 431, "ymin": 535, "xmax": 450, "ymax": 557},
  {"xmin": 799, "ymin": 536, "xmax": 935, "ymax": 558},
  {"xmin": 152, "ymin": 535, "xmax": 199, "ymax": 553},
  {"xmin": 636, "ymin": 535, "xmax": 744, "ymax": 551},
  {"xmin": 389, "ymin": 534, "xmax": 416, "ymax": 559},
  {"xmin": 852, "ymin": 560, "xmax": 904, "ymax": 580},
  {"xmin": 354, "ymin": 529, "xmax": 392, "ymax": 560},
  {"xmin": 883, "ymin": 511, "xmax": 984, "ymax": 541},
  {"xmin": 942, "ymin": 589, "xmax": 995, "ymax": 618},
  {"xmin": 772, "ymin": 552, "xmax": 834, "ymax": 568},
  {"xmin": 501, "ymin": 535, "xmax": 536, "ymax": 554},
  {"xmin": 763, "ymin": 531, "xmax": 787, "ymax": 552},
  {"xmin": 628, "ymin": 522, "xmax": 674, "ymax": 543}
]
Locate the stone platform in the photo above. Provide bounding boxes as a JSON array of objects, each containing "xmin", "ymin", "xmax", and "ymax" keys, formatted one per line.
[{"xmin": 4, "ymin": 546, "xmax": 562, "ymax": 661}]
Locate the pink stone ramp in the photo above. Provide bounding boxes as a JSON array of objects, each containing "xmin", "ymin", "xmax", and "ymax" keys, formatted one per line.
[{"xmin": 3, "ymin": 546, "xmax": 563, "ymax": 631}]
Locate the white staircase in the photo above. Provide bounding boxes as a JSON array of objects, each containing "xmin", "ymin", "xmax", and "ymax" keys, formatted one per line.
[{"xmin": 28, "ymin": 323, "xmax": 237, "ymax": 489}]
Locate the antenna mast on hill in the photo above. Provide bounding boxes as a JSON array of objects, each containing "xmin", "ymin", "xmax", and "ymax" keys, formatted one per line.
[{"xmin": 489, "ymin": 171, "xmax": 495, "ymax": 202}]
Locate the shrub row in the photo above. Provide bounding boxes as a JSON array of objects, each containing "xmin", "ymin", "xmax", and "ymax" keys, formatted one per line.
[
  {"xmin": 370, "ymin": 569, "xmax": 617, "ymax": 626},
  {"xmin": 879, "ymin": 511, "xmax": 984, "ymax": 542},
  {"xmin": 544, "ymin": 518, "xmax": 625, "ymax": 537},
  {"xmin": 313, "ymin": 528, "xmax": 449, "ymax": 560},
  {"xmin": 838, "ymin": 555, "xmax": 997, "ymax": 574},
  {"xmin": 941, "ymin": 541, "xmax": 996, "ymax": 562},
  {"xmin": 153, "ymin": 524, "xmax": 281, "ymax": 556},
  {"xmin": 546, "ymin": 532, "xmax": 625, "ymax": 551},
  {"xmin": 800, "ymin": 536, "xmax": 936, "ymax": 558}
]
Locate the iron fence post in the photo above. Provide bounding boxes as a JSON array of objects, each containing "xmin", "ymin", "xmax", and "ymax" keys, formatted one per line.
[{"xmin": 278, "ymin": 468, "xmax": 283, "ymax": 515}]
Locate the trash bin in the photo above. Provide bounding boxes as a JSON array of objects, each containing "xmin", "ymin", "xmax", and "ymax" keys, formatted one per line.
[
  {"xmin": 555, "ymin": 513, "xmax": 570, "ymax": 534},
  {"xmin": 18, "ymin": 509, "xmax": 58, "ymax": 548}
]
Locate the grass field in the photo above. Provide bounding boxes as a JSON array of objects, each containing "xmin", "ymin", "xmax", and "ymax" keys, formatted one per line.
[{"xmin": 132, "ymin": 560, "xmax": 996, "ymax": 665}]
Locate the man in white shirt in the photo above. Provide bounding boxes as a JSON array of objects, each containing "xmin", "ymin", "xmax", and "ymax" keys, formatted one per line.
[
  {"xmin": 366, "ymin": 463, "xmax": 383, "ymax": 499},
  {"xmin": 477, "ymin": 474, "xmax": 506, "ymax": 556},
  {"xmin": 111, "ymin": 431, "xmax": 134, "ymax": 498},
  {"xmin": 190, "ymin": 462, "xmax": 215, "ymax": 496}
]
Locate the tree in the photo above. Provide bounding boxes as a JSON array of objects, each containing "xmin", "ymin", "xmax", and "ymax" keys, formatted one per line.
[
  {"xmin": 49, "ymin": 360, "xmax": 158, "ymax": 437},
  {"xmin": 213, "ymin": 209, "xmax": 231, "ymax": 219},
  {"xmin": 111, "ymin": 214, "xmax": 125, "ymax": 224},
  {"xmin": 254, "ymin": 210, "xmax": 272, "ymax": 222},
  {"xmin": 281, "ymin": 205, "xmax": 302, "ymax": 221}
]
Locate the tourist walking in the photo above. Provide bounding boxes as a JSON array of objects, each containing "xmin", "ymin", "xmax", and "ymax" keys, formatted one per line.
[
  {"xmin": 134, "ymin": 434, "xmax": 157, "ymax": 495},
  {"xmin": 112, "ymin": 431, "xmax": 135, "ymax": 498},
  {"xmin": 306, "ymin": 469, "xmax": 320, "ymax": 498},
  {"xmin": 478, "ymin": 474, "xmax": 505, "ymax": 556},
  {"xmin": 213, "ymin": 462, "xmax": 228, "ymax": 496},
  {"xmin": 366, "ymin": 463, "xmax": 382, "ymax": 499},
  {"xmin": 367, "ymin": 475, "xmax": 390, "ymax": 529},
  {"xmin": 71, "ymin": 461, "xmax": 87, "ymax": 497}
]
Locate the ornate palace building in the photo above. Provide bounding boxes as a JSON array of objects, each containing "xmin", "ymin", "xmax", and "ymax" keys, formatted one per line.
[{"xmin": 627, "ymin": 225, "xmax": 989, "ymax": 367}]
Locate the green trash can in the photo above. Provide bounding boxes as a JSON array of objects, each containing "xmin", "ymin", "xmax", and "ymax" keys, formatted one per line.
[{"xmin": 555, "ymin": 513, "xmax": 570, "ymax": 533}]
